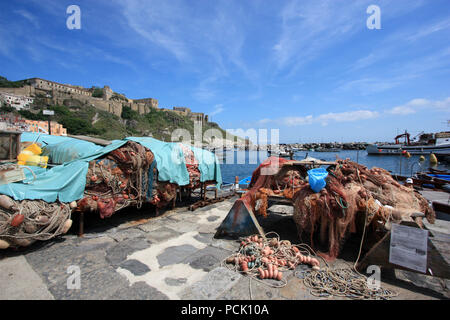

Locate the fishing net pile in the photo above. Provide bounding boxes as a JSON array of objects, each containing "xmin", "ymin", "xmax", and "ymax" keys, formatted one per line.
[
  {"xmin": 179, "ymin": 143, "xmax": 201, "ymax": 189},
  {"xmin": 241, "ymin": 157, "xmax": 435, "ymax": 261},
  {"xmin": 243, "ymin": 157, "xmax": 305, "ymax": 217},
  {"xmin": 0, "ymin": 195, "xmax": 72, "ymax": 249},
  {"xmin": 76, "ymin": 141, "xmax": 205, "ymax": 214},
  {"xmin": 0, "ymin": 141, "xmax": 209, "ymax": 248},
  {"xmin": 75, "ymin": 141, "xmax": 154, "ymax": 218}
]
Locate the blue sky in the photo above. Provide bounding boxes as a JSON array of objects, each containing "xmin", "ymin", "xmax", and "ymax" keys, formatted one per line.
[{"xmin": 1, "ymin": 0, "xmax": 449, "ymax": 143}]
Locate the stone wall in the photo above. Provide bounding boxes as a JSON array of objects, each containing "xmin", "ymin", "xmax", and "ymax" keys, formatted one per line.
[
  {"xmin": 0, "ymin": 78, "xmax": 200, "ymax": 119},
  {"xmin": 0, "ymin": 85, "xmax": 35, "ymax": 97}
]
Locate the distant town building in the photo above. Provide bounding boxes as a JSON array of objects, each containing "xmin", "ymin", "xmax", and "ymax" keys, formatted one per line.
[
  {"xmin": 0, "ymin": 93, "xmax": 34, "ymax": 110},
  {"xmin": 0, "ymin": 113, "xmax": 67, "ymax": 136},
  {"xmin": 24, "ymin": 120, "xmax": 67, "ymax": 136}
]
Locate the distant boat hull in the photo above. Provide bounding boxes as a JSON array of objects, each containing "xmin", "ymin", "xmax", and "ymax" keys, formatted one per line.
[
  {"xmin": 366, "ymin": 143, "xmax": 450, "ymax": 156},
  {"xmin": 268, "ymin": 150, "xmax": 292, "ymax": 158},
  {"xmin": 314, "ymin": 148, "xmax": 342, "ymax": 152}
]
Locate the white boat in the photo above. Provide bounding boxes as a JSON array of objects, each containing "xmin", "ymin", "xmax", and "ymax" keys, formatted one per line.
[
  {"xmin": 267, "ymin": 149, "xmax": 293, "ymax": 158},
  {"xmin": 367, "ymin": 131, "xmax": 450, "ymax": 158}
]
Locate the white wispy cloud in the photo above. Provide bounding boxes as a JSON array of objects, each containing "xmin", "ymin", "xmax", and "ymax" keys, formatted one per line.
[
  {"xmin": 336, "ymin": 75, "xmax": 418, "ymax": 95},
  {"xmin": 405, "ymin": 18, "xmax": 450, "ymax": 42},
  {"xmin": 259, "ymin": 109, "xmax": 379, "ymax": 127},
  {"xmin": 272, "ymin": 0, "xmax": 370, "ymax": 73},
  {"xmin": 210, "ymin": 104, "xmax": 225, "ymax": 116},
  {"xmin": 257, "ymin": 97, "xmax": 450, "ymax": 129},
  {"xmin": 387, "ymin": 97, "xmax": 450, "ymax": 115},
  {"xmin": 14, "ymin": 10, "xmax": 39, "ymax": 28},
  {"xmin": 115, "ymin": 0, "xmax": 250, "ymax": 101}
]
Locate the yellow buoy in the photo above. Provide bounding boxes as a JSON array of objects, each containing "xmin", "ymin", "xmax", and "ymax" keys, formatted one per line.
[
  {"xmin": 430, "ymin": 153, "xmax": 438, "ymax": 164},
  {"xmin": 419, "ymin": 155, "xmax": 425, "ymax": 162}
]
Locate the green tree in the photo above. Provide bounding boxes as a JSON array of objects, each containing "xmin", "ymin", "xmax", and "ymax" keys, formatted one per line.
[{"xmin": 92, "ymin": 87, "xmax": 104, "ymax": 98}]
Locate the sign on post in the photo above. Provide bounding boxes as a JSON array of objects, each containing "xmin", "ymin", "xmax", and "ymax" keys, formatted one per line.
[
  {"xmin": 43, "ymin": 110, "xmax": 55, "ymax": 116},
  {"xmin": 389, "ymin": 224, "xmax": 428, "ymax": 273}
]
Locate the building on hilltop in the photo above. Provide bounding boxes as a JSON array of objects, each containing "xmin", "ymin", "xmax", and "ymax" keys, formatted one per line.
[
  {"xmin": 133, "ymin": 98, "xmax": 159, "ymax": 109},
  {"xmin": 168, "ymin": 106, "xmax": 207, "ymax": 124},
  {"xmin": 28, "ymin": 78, "xmax": 91, "ymax": 96}
]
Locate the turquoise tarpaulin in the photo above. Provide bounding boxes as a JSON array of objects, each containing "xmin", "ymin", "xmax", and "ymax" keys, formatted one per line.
[
  {"xmin": 125, "ymin": 137, "xmax": 189, "ymax": 185},
  {"xmin": 0, "ymin": 139, "xmax": 128, "ymax": 203},
  {"xmin": 0, "ymin": 161, "xmax": 90, "ymax": 203},
  {"xmin": 21, "ymin": 132, "xmax": 103, "ymax": 164},
  {"xmin": 125, "ymin": 137, "xmax": 222, "ymax": 188},
  {"xmin": 0, "ymin": 136, "xmax": 222, "ymax": 202},
  {"xmin": 189, "ymin": 144, "xmax": 222, "ymax": 187}
]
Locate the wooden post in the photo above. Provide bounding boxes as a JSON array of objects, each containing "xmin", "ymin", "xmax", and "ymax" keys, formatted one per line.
[
  {"xmin": 203, "ymin": 183, "xmax": 207, "ymax": 200},
  {"xmin": 78, "ymin": 211, "xmax": 84, "ymax": 237}
]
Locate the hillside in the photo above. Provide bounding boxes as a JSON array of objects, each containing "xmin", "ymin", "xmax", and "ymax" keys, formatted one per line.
[{"xmin": 1, "ymin": 94, "xmax": 243, "ymax": 145}]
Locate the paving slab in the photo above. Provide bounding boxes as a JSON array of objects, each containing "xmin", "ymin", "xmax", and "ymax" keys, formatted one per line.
[
  {"xmin": 106, "ymin": 227, "xmax": 148, "ymax": 242},
  {"xmin": 179, "ymin": 267, "xmax": 242, "ymax": 300},
  {"xmin": 182, "ymin": 245, "xmax": 231, "ymax": 272},
  {"xmin": 144, "ymin": 226, "xmax": 183, "ymax": 243},
  {"xmin": 157, "ymin": 244, "xmax": 200, "ymax": 267},
  {"xmin": 29, "ymin": 248, "xmax": 110, "ymax": 287},
  {"xmin": 107, "ymin": 281, "xmax": 169, "ymax": 300},
  {"xmin": 218, "ymin": 275, "xmax": 283, "ymax": 300},
  {"xmin": 0, "ymin": 255, "xmax": 54, "ymax": 300},
  {"xmin": 48, "ymin": 266, "xmax": 130, "ymax": 300}
]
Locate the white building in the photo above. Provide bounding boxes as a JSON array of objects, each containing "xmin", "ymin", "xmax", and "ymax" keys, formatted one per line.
[{"xmin": 0, "ymin": 93, "xmax": 34, "ymax": 110}]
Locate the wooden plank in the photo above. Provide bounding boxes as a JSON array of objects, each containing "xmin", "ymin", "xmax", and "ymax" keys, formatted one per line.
[
  {"xmin": 284, "ymin": 160, "xmax": 337, "ymax": 166},
  {"xmin": 67, "ymin": 135, "xmax": 111, "ymax": 146}
]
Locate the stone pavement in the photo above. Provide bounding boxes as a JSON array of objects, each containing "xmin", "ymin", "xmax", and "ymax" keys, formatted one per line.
[{"xmin": 0, "ymin": 196, "xmax": 449, "ymax": 300}]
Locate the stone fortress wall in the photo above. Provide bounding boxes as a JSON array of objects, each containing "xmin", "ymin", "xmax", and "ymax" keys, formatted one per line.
[{"xmin": 1, "ymin": 78, "xmax": 208, "ymax": 123}]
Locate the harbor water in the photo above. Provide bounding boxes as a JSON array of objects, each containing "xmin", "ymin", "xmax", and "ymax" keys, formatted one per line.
[{"xmin": 219, "ymin": 150, "xmax": 450, "ymax": 184}]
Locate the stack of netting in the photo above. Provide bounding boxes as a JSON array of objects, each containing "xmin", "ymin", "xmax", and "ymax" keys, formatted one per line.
[
  {"xmin": 0, "ymin": 195, "xmax": 73, "ymax": 249},
  {"xmin": 240, "ymin": 157, "xmax": 435, "ymax": 261},
  {"xmin": 0, "ymin": 134, "xmax": 221, "ymax": 248},
  {"xmin": 293, "ymin": 159, "xmax": 435, "ymax": 260},
  {"xmin": 179, "ymin": 143, "xmax": 201, "ymax": 189},
  {"xmin": 76, "ymin": 141, "xmax": 154, "ymax": 218}
]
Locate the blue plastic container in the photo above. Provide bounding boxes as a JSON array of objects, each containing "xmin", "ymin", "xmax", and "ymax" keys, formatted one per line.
[{"xmin": 307, "ymin": 168, "xmax": 329, "ymax": 193}]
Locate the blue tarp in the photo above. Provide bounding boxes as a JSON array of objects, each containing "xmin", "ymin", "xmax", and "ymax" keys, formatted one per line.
[{"xmin": 0, "ymin": 135, "xmax": 222, "ymax": 202}]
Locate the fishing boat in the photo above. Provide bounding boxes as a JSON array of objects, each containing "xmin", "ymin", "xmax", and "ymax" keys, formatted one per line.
[
  {"xmin": 367, "ymin": 131, "xmax": 450, "ymax": 158},
  {"xmin": 314, "ymin": 147, "xmax": 342, "ymax": 152},
  {"xmin": 239, "ymin": 176, "xmax": 252, "ymax": 188},
  {"xmin": 267, "ymin": 148, "xmax": 293, "ymax": 158}
]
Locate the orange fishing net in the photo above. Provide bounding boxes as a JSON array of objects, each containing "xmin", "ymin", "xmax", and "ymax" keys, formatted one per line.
[{"xmin": 242, "ymin": 157, "xmax": 435, "ymax": 261}]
